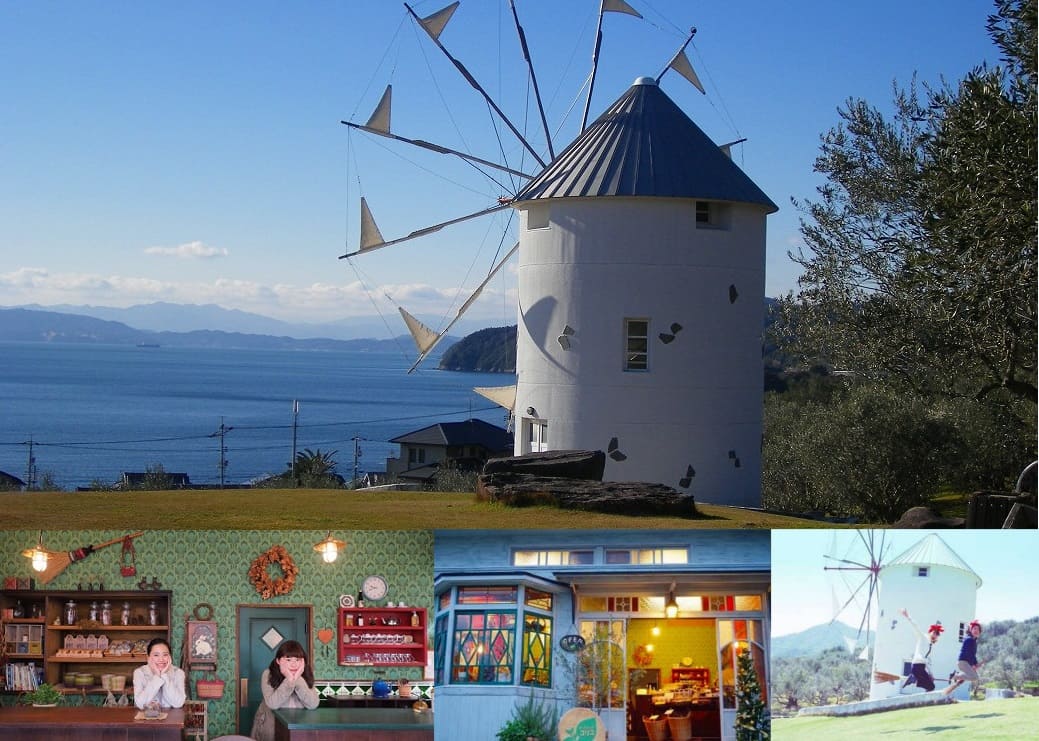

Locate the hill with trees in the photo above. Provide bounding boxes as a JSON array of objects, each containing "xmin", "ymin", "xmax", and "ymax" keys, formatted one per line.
[
  {"xmin": 772, "ymin": 617, "xmax": 1039, "ymax": 715},
  {"xmin": 439, "ymin": 325, "xmax": 516, "ymax": 372}
]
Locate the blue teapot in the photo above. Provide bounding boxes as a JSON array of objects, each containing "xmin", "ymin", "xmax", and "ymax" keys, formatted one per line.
[{"xmin": 372, "ymin": 678, "xmax": 391, "ymax": 698}]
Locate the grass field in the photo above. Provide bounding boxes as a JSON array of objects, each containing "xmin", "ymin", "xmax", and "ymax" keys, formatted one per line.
[
  {"xmin": 773, "ymin": 696, "xmax": 1039, "ymax": 740},
  {"xmin": 0, "ymin": 489, "xmax": 829, "ymax": 530}
]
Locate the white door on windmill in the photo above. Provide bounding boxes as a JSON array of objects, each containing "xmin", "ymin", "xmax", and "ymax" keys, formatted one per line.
[{"xmin": 522, "ymin": 418, "xmax": 548, "ymax": 454}]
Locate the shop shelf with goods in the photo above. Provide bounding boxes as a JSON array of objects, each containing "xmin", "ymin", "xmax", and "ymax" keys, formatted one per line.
[
  {"xmin": 337, "ymin": 607, "xmax": 427, "ymax": 667},
  {"xmin": 1, "ymin": 591, "xmax": 47, "ymax": 693},
  {"xmin": 26, "ymin": 589, "xmax": 172, "ymax": 696}
]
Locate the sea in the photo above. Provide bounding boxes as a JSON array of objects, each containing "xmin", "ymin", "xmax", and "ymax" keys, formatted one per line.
[{"xmin": 0, "ymin": 342, "xmax": 515, "ymax": 490}]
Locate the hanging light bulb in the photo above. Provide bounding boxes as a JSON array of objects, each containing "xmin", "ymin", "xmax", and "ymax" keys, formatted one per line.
[
  {"xmin": 21, "ymin": 531, "xmax": 49, "ymax": 572},
  {"xmin": 651, "ymin": 623, "xmax": 661, "ymax": 637},
  {"xmin": 313, "ymin": 532, "xmax": 346, "ymax": 563},
  {"xmin": 665, "ymin": 590, "xmax": 679, "ymax": 619}
]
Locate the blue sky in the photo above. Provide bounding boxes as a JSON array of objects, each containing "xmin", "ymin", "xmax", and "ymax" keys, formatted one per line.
[
  {"xmin": 771, "ymin": 530, "xmax": 1039, "ymax": 637},
  {"xmin": 0, "ymin": 1, "xmax": 1000, "ymax": 328}
]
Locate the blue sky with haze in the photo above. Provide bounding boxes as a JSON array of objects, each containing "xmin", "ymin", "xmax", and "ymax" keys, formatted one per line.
[{"xmin": 1, "ymin": 1, "xmax": 999, "ymax": 327}]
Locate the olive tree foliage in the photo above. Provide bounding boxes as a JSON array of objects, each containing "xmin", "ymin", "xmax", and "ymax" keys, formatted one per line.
[
  {"xmin": 772, "ymin": 0, "xmax": 1036, "ymax": 406},
  {"xmin": 763, "ymin": 383, "xmax": 952, "ymax": 522}
]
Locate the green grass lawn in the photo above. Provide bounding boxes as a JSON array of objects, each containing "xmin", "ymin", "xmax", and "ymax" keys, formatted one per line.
[
  {"xmin": 773, "ymin": 696, "xmax": 1039, "ymax": 740},
  {"xmin": 0, "ymin": 489, "xmax": 831, "ymax": 530}
]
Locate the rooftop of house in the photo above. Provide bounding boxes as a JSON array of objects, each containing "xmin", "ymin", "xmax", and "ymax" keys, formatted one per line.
[{"xmin": 390, "ymin": 418, "xmax": 512, "ymax": 451}]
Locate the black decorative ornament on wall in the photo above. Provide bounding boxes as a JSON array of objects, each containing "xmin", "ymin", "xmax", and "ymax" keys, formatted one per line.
[
  {"xmin": 678, "ymin": 464, "xmax": 696, "ymax": 489},
  {"xmin": 729, "ymin": 284, "xmax": 739, "ymax": 304},
  {"xmin": 728, "ymin": 450, "xmax": 740, "ymax": 468},
  {"xmin": 607, "ymin": 437, "xmax": 627, "ymax": 462},
  {"xmin": 658, "ymin": 322, "xmax": 683, "ymax": 344},
  {"xmin": 557, "ymin": 324, "xmax": 575, "ymax": 351}
]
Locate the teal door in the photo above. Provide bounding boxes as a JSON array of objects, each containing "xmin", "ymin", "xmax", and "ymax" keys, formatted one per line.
[{"xmin": 237, "ymin": 605, "xmax": 312, "ymax": 735}]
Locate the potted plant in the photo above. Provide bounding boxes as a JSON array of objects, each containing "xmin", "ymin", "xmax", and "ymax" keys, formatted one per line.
[{"xmin": 19, "ymin": 683, "xmax": 63, "ymax": 707}]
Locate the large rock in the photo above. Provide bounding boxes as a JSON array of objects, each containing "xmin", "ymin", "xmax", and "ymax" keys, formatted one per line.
[
  {"xmin": 477, "ymin": 472, "xmax": 696, "ymax": 518},
  {"xmin": 483, "ymin": 450, "xmax": 606, "ymax": 481},
  {"xmin": 892, "ymin": 507, "xmax": 964, "ymax": 529}
]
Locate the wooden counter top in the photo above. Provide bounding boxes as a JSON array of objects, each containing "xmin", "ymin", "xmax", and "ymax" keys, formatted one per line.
[
  {"xmin": 274, "ymin": 706, "xmax": 433, "ymax": 740},
  {"xmin": 0, "ymin": 705, "xmax": 184, "ymax": 740}
]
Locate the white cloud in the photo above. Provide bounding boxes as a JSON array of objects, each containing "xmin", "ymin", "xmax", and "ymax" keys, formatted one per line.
[
  {"xmin": 143, "ymin": 241, "xmax": 229, "ymax": 259},
  {"xmin": 0, "ymin": 268, "xmax": 516, "ymax": 325}
]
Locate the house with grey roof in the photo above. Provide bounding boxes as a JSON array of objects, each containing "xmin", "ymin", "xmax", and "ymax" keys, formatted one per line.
[{"xmin": 385, "ymin": 418, "xmax": 512, "ymax": 485}]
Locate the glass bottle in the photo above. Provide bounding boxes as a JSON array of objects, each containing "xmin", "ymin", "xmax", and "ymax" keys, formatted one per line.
[
  {"xmin": 12, "ymin": 600, "xmax": 24, "ymax": 618},
  {"xmin": 411, "ymin": 611, "xmax": 419, "ymax": 627},
  {"xmin": 101, "ymin": 600, "xmax": 112, "ymax": 625},
  {"xmin": 64, "ymin": 600, "xmax": 77, "ymax": 625},
  {"xmin": 89, "ymin": 601, "xmax": 99, "ymax": 621},
  {"xmin": 121, "ymin": 601, "xmax": 131, "ymax": 626},
  {"xmin": 148, "ymin": 601, "xmax": 158, "ymax": 626}
]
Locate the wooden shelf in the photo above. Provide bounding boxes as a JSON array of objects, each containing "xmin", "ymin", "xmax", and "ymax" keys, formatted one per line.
[
  {"xmin": 47, "ymin": 624, "xmax": 169, "ymax": 631},
  {"xmin": 50, "ymin": 656, "xmax": 147, "ymax": 664},
  {"xmin": 337, "ymin": 607, "xmax": 427, "ymax": 668}
]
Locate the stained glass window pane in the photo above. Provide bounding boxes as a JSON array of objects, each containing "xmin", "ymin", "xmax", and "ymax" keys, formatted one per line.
[
  {"xmin": 521, "ymin": 613, "xmax": 552, "ymax": 687},
  {"xmin": 450, "ymin": 610, "xmax": 516, "ymax": 685}
]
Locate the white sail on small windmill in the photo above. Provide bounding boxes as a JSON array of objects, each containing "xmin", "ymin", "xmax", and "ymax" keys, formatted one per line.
[
  {"xmin": 823, "ymin": 530, "xmax": 890, "ymax": 662},
  {"xmin": 337, "ymin": 0, "xmax": 710, "ymax": 377}
]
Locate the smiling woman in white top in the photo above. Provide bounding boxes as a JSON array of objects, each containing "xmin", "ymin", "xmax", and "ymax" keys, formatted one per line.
[{"xmin": 133, "ymin": 637, "xmax": 187, "ymax": 709}]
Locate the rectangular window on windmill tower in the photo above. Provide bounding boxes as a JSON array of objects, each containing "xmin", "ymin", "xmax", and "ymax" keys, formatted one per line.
[
  {"xmin": 624, "ymin": 318, "xmax": 649, "ymax": 371},
  {"xmin": 916, "ymin": 567, "xmax": 929, "ymax": 577},
  {"xmin": 695, "ymin": 200, "xmax": 731, "ymax": 229}
]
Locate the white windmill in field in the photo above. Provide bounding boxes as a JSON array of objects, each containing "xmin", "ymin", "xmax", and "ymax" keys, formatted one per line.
[
  {"xmin": 868, "ymin": 533, "xmax": 981, "ymax": 700},
  {"xmin": 338, "ymin": 1, "xmax": 776, "ymax": 506}
]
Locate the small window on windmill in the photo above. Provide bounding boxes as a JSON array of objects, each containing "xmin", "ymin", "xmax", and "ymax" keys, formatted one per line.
[
  {"xmin": 624, "ymin": 318, "xmax": 649, "ymax": 371},
  {"xmin": 525, "ymin": 204, "xmax": 550, "ymax": 230},
  {"xmin": 916, "ymin": 567, "xmax": 929, "ymax": 577},
  {"xmin": 695, "ymin": 200, "xmax": 731, "ymax": 230}
]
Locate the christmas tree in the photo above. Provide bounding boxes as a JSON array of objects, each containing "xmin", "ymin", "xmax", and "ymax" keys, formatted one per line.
[{"xmin": 734, "ymin": 648, "xmax": 770, "ymax": 740}]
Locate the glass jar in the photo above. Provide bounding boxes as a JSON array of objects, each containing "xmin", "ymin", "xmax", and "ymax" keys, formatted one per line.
[
  {"xmin": 101, "ymin": 600, "xmax": 112, "ymax": 625},
  {"xmin": 89, "ymin": 601, "xmax": 99, "ymax": 621},
  {"xmin": 12, "ymin": 600, "xmax": 24, "ymax": 618},
  {"xmin": 148, "ymin": 601, "xmax": 158, "ymax": 626},
  {"xmin": 64, "ymin": 600, "xmax": 77, "ymax": 625},
  {"xmin": 121, "ymin": 601, "xmax": 131, "ymax": 626}
]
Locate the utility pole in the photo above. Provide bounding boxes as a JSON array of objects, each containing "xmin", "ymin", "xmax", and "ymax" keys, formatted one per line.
[
  {"xmin": 352, "ymin": 436, "xmax": 366, "ymax": 489},
  {"xmin": 209, "ymin": 418, "xmax": 233, "ymax": 489},
  {"xmin": 23, "ymin": 436, "xmax": 36, "ymax": 491},
  {"xmin": 291, "ymin": 400, "xmax": 300, "ymax": 487}
]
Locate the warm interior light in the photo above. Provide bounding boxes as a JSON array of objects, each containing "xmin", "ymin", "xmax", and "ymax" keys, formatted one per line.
[
  {"xmin": 313, "ymin": 532, "xmax": 346, "ymax": 563},
  {"xmin": 645, "ymin": 643, "xmax": 654, "ymax": 653},
  {"xmin": 22, "ymin": 531, "xmax": 50, "ymax": 573},
  {"xmin": 651, "ymin": 623, "xmax": 661, "ymax": 637},
  {"xmin": 31, "ymin": 548, "xmax": 48, "ymax": 572},
  {"xmin": 665, "ymin": 590, "xmax": 679, "ymax": 619}
]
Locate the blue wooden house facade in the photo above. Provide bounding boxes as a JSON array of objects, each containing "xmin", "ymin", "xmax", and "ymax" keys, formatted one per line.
[{"xmin": 432, "ymin": 529, "xmax": 770, "ymax": 740}]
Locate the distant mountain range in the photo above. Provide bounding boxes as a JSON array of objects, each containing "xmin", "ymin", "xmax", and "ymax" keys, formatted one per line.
[
  {"xmin": 7, "ymin": 301, "xmax": 493, "ymax": 342},
  {"xmin": 772, "ymin": 621, "xmax": 874, "ymax": 659},
  {"xmin": 0, "ymin": 306, "xmax": 459, "ymax": 354}
]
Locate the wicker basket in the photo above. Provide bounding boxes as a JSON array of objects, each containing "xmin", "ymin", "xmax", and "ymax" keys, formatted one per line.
[
  {"xmin": 643, "ymin": 715, "xmax": 670, "ymax": 741},
  {"xmin": 667, "ymin": 712, "xmax": 692, "ymax": 741},
  {"xmin": 196, "ymin": 676, "xmax": 225, "ymax": 699}
]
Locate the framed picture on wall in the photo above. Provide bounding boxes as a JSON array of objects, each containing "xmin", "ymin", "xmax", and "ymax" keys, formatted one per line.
[{"xmin": 187, "ymin": 621, "xmax": 218, "ymax": 666}]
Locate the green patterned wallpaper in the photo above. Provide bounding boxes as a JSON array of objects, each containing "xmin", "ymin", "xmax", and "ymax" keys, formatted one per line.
[{"xmin": 0, "ymin": 529, "xmax": 432, "ymax": 736}]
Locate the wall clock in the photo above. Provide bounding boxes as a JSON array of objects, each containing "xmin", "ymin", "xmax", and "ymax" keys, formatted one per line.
[{"xmin": 362, "ymin": 575, "xmax": 388, "ymax": 602}]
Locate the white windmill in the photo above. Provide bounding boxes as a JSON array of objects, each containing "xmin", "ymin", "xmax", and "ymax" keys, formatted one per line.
[
  {"xmin": 868, "ymin": 533, "xmax": 981, "ymax": 700},
  {"xmin": 338, "ymin": 2, "xmax": 776, "ymax": 506}
]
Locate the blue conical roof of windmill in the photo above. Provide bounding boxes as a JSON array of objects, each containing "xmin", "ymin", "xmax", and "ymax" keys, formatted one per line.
[{"xmin": 514, "ymin": 76, "xmax": 777, "ymax": 211}]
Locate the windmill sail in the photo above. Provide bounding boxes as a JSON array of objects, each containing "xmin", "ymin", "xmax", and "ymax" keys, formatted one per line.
[
  {"xmin": 474, "ymin": 384, "xmax": 516, "ymax": 411},
  {"xmin": 399, "ymin": 308, "xmax": 440, "ymax": 354},
  {"xmin": 366, "ymin": 85, "xmax": 392, "ymax": 133},
  {"xmin": 341, "ymin": 119, "xmax": 533, "ymax": 179},
  {"xmin": 340, "ymin": 203, "xmax": 510, "ymax": 259},
  {"xmin": 580, "ymin": 0, "xmax": 644, "ymax": 132},
  {"xmin": 358, "ymin": 197, "xmax": 385, "ymax": 252},
  {"xmin": 416, "ymin": 1, "xmax": 458, "ymax": 41},
  {"xmin": 665, "ymin": 49, "xmax": 706, "ymax": 94},
  {"xmin": 404, "ymin": 242, "xmax": 519, "ymax": 373}
]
